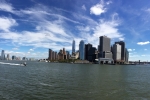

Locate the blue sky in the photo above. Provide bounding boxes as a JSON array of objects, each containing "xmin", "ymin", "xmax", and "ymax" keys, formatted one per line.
[{"xmin": 0, "ymin": 0, "xmax": 150, "ymax": 61}]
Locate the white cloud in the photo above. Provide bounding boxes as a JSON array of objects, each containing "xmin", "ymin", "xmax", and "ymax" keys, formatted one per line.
[
  {"xmin": 77, "ymin": 15, "xmax": 98, "ymax": 26},
  {"xmin": 5, "ymin": 50, "xmax": 48, "ymax": 59},
  {"xmin": 76, "ymin": 26, "xmax": 90, "ymax": 32},
  {"xmin": 90, "ymin": 0, "xmax": 106, "ymax": 15},
  {"xmin": 91, "ymin": 19, "xmax": 123, "ymax": 45},
  {"xmin": 0, "ymin": 0, "xmax": 14, "ymax": 13},
  {"xmin": 144, "ymin": 49, "xmax": 147, "ymax": 51},
  {"xmin": 29, "ymin": 49, "xmax": 34, "ymax": 51},
  {"xmin": 20, "ymin": 7, "xmax": 82, "ymax": 24},
  {"xmin": 12, "ymin": 48, "xmax": 19, "ymax": 50},
  {"xmin": 119, "ymin": 38, "xmax": 124, "ymax": 41},
  {"xmin": 137, "ymin": 41, "xmax": 150, "ymax": 45},
  {"xmin": 141, "ymin": 55, "xmax": 146, "ymax": 57},
  {"xmin": 130, "ymin": 55, "xmax": 140, "ymax": 57},
  {"xmin": 0, "ymin": 17, "xmax": 17, "ymax": 32},
  {"xmin": 82, "ymin": 5, "xmax": 86, "ymax": 11},
  {"xmin": 145, "ymin": 8, "xmax": 150, "ymax": 12},
  {"xmin": 74, "ymin": 13, "xmax": 124, "ymax": 47},
  {"xmin": 128, "ymin": 49, "xmax": 132, "ymax": 51},
  {"xmin": 106, "ymin": 1, "xmax": 112, "ymax": 5},
  {"xmin": 128, "ymin": 49, "xmax": 135, "ymax": 52}
]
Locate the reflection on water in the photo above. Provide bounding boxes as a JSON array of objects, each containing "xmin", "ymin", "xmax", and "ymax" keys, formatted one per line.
[{"xmin": 0, "ymin": 61, "xmax": 150, "ymax": 100}]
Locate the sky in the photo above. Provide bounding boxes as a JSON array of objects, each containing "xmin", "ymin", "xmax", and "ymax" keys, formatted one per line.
[{"xmin": 0, "ymin": 0, "xmax": 150, "ymax": 61}]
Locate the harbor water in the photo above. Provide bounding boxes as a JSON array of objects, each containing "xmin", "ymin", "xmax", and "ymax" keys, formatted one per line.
[{"xmin": 0, "ymin": 61, "xmax": 150, "ymax": 100}]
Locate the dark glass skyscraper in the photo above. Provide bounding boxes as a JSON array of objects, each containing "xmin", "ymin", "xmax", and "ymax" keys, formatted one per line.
[
  {"xmin": 79, "ymin": 40, "xmax": 85, "ymax": 60},
  {"xmin": 48, "ymin": 49, "xmax": 53, "ymax": 60},
  {"xmin": 84, "ymin": 43, "xmax": 96, "ymax": 61},
  {"xmin": 72, "ymin": 40, "xmax": 75, "ymax": 55},
  {"xmin": 125, "ymin": 48, "xmax": 129, "ymax": 63},
  {"xmin": 1, "ymin": 50, "xmax": 5, "ymax": 60}
]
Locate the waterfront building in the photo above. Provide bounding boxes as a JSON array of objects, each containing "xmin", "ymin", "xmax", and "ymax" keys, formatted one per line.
[
  {"xmin": 22, "ymin": 57, "xmax": 27, "ymax": 60},
  {"xmin": 52, "ymin": 51, "xmax": 55, "ymax": 60},
  {"xmin": 58, "ymin": 48, "xmax": 68, "ymax": 60},
  {"xmin": 75, "ymin": 51, "xmax": 79, "ymax": 59},
  {"xmin": 99, "ymin": 36, "xmax": 112, "ymax": 59},
  {"xmin": 99, "ymin": 36, "xmax": 111, "ymax": 52},
  {"xmin": 58, "ymin": 50, "xmax": 64, "ymax": 60},
  {"xmin": 125, "ymin": 48, "xmax": 129, "ymax": 63},
  {"xmin": 72, "ymin": 40, "xmax": 75, "ymax": 55},
  {"xmin": 63, "ymin": 48, "xmax": 66, "ymax": 55},
  {"xmin": 113, "ymin": 44, "xmax": 121, "ymax": 61},
  {"xmin": 66, "ymin": 51, "xmax": 70, "ymax": 59},
  {"xmin": 1, "ymin": 50, "xmax": 5, "ymax": 60},
  {"xmin": 55, "ymin": 52, "xmax": 57, "ymax": 60},
  {"xmin": 115, "ymin": 41, "xmax": 125, "ymax": 61},
  {"xmin": 98, "ymin": 45, "xmax": 100, "ymax": 52},
  {"xmin": 12, "ymin": 56, "xmax": 16, "ymax": 60},
  {"xmin": 63, "ymin": 48, "xmax": 67, "ymax": 59},
  {"xmin": 90, "ymin": 47, "xmax": 97, "ymax": 62},
  {"xmin": 84, "ymin": 43, "xmax": 96, "ymax": 61},
  {"xmin": 85, "ymin": 43, "xmax": 92, "ymax": 60},
  {"xmin": 79, "ymin": 40, "xmax": 85, "ymax": 60},
  {"xmin": 7, "ymin": 54, "xmax": 10, "ymax": 60},
  {"xmin": 48, "ymin": 49, "xmax": 53, "ymax": 61}
]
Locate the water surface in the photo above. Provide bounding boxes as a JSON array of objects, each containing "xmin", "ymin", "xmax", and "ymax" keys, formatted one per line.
[{"xmin": 0, "ymin": 61, "xmax": 150, "ymax": 100}]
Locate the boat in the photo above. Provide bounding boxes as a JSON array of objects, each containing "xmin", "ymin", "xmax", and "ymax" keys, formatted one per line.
[{"xmin": 20, "ymin": 62, "xmax": 27, "ymax": 66}]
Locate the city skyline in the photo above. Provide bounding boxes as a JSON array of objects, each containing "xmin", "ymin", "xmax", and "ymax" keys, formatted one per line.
[{"xmin": 0, "ymin": 0, "xmax": 150, "ymax": 61}]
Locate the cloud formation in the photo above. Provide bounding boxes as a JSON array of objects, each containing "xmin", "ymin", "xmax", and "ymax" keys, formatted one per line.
[
  {"xmin": 90, "ymin": 0, "xmax": 106, "ymax": 15},
  {"xmin": 0, "ymin": 0, "xmax": 124, "ymax": 58},
  {"xmin": 0, "ymin": 0, "xmax": 14, "ymax": 13},
  {"xmin": 128, "ymin": 49, "xmax": 135, "ymax": 51},
  {"xmin": 137, "ymin": 41, "xmax": 150, "ymax": 45},
  {"xmin": 0, "ymin": 17, "xmax": 17, "ymax": 32},
  {"xmin": 82, "ymin": 5, "xmax": 86, "ymax": 11}
]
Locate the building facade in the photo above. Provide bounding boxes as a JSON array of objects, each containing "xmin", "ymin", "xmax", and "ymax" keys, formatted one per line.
[
  {"xmin": 85, "ymin": 43, "xmax": 92, "ymax": 60},
  {"xmin": 99, "ymin": 36, "xmax": 111, "ymax": 52},
  {"xmin": 12, "ymin": 56, "xmax": 16, "ymax": 60},
  {"xmin": 115, "ymin": 41, "xmax": 125, "ymax": 61},
  {"xmin": 7, "ymin": 54, "xmax": 10, "ymax": 60},
  {"xmin": 125, "ymin": 48, "xmax": 129, "ymax": 63},
  {"xmin": 79, "ymin": 40, "xmax": 85, "ymax": 60},
  {"xmin": 1, "ymin": 50, "xmax": 5, "ymax": 60},
  {"xmin": 113, "ymin": 44, "xmax": 121, "ymax": 61},
  {"xmin": 72, "ymin": 40, "xmax": 75, "ymax": 55},
  {"xmin": 99, "ymin": 36, "xmax": 112, "ymax": 58},
  {"xmin": 48, "ymin": 49, "xmax": 53, "ymax": 61}
]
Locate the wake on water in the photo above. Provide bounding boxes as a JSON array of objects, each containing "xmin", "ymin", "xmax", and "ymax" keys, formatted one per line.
[{"xmin": 0, "ymin": 62, "xmax": 25, "ymax": 66}]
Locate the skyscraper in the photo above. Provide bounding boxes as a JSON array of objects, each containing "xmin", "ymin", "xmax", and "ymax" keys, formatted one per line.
[
  {"xmin": 115, "ymin": 41, "xmax": 125, "ymax": 61},
  {"xmin": 113, "ymin": 44, "xmax": 121, "ymax": 61},
  {"xmin": 99, "ymin": 36, "xmax": 111, "ymax": 52},
  {"xmin": 48, "ymin": 49, "xmax": 53, "ymax": 61},
  {"xmin": 72, "ymin": 40, "xmax": 75, "ymax": 55},
  {"xmin": 79, "ymin": 40, "xmax": 85, "ymax": 60},
  {"xmin": 66, "ymin": 51, "xmax": 70, "ymax": 59},
  {"xmin": 125, "ymin": 48, "xmax": 129, "ymax": 63},
  {"xmin": 55, "ymin": 52, "xmax": 57, "ymax": 60},
  {"xmin": 7, "ymin": 54, "xmax": 10, "ymax": 60},
  {"xmin": 99, "ymin": 36, "xmax": 112, "ymax": 58},
  {"xmin": 12, "ymin": 56, "xmax": 16, "ymax": 60},
  {"xmin": 84, "ymin": 43, "xmax": 96, "ymax": 61},
  {"xmin": 52, "ymin": 51, "xmax": 55, "ymax": 60},
  {"xmin": 1, "ymin": 50, "xmax": 5, "ymax": 60}
]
